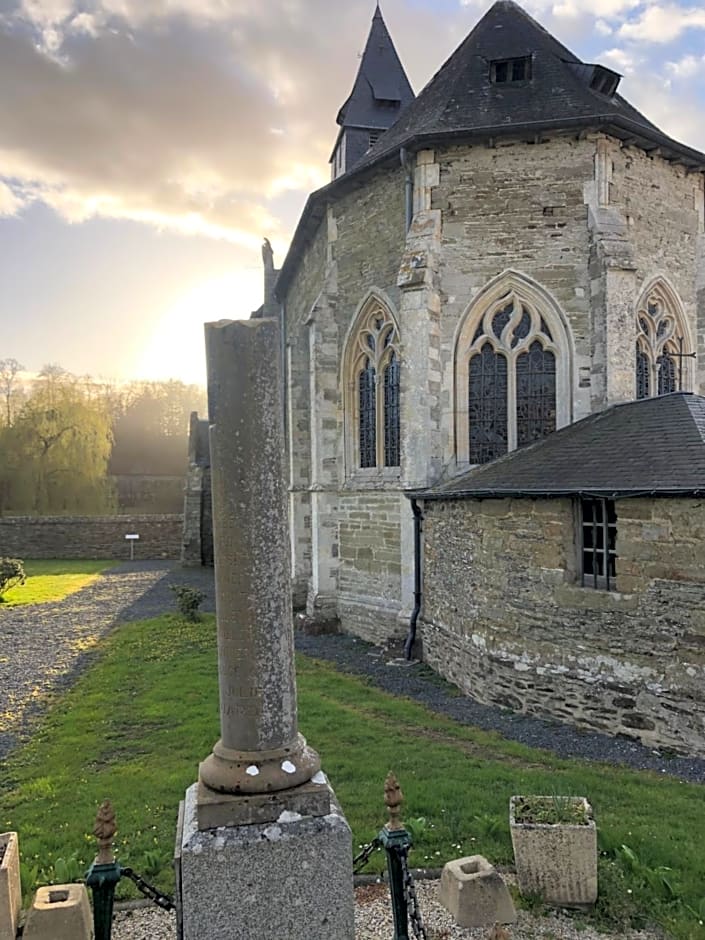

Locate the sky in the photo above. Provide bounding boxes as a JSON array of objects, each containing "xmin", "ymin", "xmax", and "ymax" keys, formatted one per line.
[{"xmin": 1, "ymin": 0, "xmax": 704, "ymax": 386}]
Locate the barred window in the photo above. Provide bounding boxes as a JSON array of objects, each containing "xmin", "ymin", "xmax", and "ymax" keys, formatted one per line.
[
  {"xmin": 635, "ymin": 282, "xmax": 692, "ymax": 399},
  {"xmin": 579, "ymin": 498, "xmax": 617, "ymax": 590},
  {"xmin": 346, "ymin": 299, "xmax": 401, "ymax": 471}
]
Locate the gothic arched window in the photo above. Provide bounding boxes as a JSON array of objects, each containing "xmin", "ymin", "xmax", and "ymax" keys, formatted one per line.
[
  {"xmin": 455, "ymin": 273, "xmax": 571, "ymax": 466},
  {"xmin": 346, "ymin": 300, "xmax": 400, "ymax": 471},
  {"xmin": 635, "ymin": 283, "xmax": 691, "ymax": 400}
]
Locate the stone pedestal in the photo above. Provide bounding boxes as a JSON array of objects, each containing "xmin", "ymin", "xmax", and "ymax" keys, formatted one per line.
[
  {"xmin": 439, "ymin": 855, "xmax": 516, "ymax": 928},
  {"xmin": 0, "ymin": 832, "xmax": 20, "ymax": 940},
  {"xmin": 179, "ymin": 782, "xmax": 354, "ymax": 940},
  {"xmin": 23, "ymin": 884, "xmax": 92, "ymax": 940}
]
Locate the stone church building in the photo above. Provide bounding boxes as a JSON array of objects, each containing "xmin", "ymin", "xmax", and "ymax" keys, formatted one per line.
[{"xmin": 184, "ymin": 1, "xmax": 705, "ymax": 752}]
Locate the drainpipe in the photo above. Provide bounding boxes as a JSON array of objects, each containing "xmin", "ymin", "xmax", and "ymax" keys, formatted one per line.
[
  {"xmin": 404, "ymin": 497, "xmax": 424, "ymax": 660},
  {"xmin": 400, "ymin": 147, "xmax": 414, "ymax": 232},
  {"xmin": 279, "ymin": 299, "xmax": 287, "ymax": 434}
]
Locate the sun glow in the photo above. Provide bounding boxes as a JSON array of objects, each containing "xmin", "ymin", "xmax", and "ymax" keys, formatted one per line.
[{"xmin": 135, "ymin": 269, "xmax": 263, "ymax": 385}]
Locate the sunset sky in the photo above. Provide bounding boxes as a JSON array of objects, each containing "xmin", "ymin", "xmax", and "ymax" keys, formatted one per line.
[{"xmin": 1, "ymin": 0, "xmax": 704, "ymax": 386}]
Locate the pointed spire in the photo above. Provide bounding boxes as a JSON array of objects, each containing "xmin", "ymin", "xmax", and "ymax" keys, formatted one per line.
[{"xmin": 330, "ymin": 4, "xmax": 414, "ymax": 177}]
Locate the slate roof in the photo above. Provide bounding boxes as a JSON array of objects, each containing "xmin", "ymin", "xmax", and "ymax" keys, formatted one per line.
[
  {"xmin": 356, "ymin": 0, "xmax": 705, "ymax": 172},
  {"xmin": 411, "ymin": 394, "xmax": 705, "ymax": 501},
  {"xmin": 336, "ymin": 5, "xmax": 414, "ymax": 132},
  {"xmin": 276, "ymin": 0, "xmax": 705, "ymax": 295}
]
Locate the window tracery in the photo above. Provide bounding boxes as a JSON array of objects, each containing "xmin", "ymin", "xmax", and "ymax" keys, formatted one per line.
[
  {"xmin": 455, "ymin": 273, "xmax": 571, "ymax": 466},
  {"xmin": 346, "ymin": 300, "xmax": 400, "ymax": 471},
  {"xmin": 634, "ymin": 284, "xmax": 692, "ymax": 400}
]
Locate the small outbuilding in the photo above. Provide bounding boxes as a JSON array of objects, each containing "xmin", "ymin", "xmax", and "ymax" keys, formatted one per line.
[{"xmin": 411, "ymin": 392, "xmax": 705, "ymax": 756}]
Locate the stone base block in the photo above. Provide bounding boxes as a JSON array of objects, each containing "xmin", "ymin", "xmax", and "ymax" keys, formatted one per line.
[
  {"xmin": 179, "ymin": 780, "xmax": 354, "ymax": 940},
  {"xmin": 23, "ymin": 884, "xmax": 92, "ymax": 940},
  {"xmin": 0, "ymin": 832, "xmax": 21, "ymax": 940},
  {"xmin": 196, "ymin": 777, "xmax": 330, "ymax": 829},
  {"xmin": 439, "ymin": 856, "xmax": 516, "ymax": 928}
]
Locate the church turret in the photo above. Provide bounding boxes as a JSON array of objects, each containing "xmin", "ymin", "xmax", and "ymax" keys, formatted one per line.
[{"xmin": 330, "ymin": 4, "xmax": 414, "ymax": 180}]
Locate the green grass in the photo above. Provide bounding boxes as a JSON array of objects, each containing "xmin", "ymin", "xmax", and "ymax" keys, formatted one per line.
[
  {"xmin": 0, "ymin": 560, "xmax": 116, "ymax": 606},
  {"xmin": 0, "ymin": 613, "xmax": 703, "ymax": 938}
]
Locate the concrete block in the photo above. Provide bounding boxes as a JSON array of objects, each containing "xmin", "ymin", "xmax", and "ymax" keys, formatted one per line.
[
  {"xmin": 0, "ymin": 832, "xmax": 21, "ymax": 940},
  {"xmin": 23, "ymin": 884, "xmax": 92, "ymax": 940},
  {"xmin": 439, "ymin": 855, "xmax": 516, "ymax": 928},
  {"xmin": 180, "ymin": 781, "xmax": 354, "ymax": 940}
]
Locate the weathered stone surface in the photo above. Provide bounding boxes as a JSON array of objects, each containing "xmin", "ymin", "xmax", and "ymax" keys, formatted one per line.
[
  {"xmin": 198, "ymin": 319, "xmax": 321, "ymax": 801},
  {"xmin": 22, "ymin": 884, "xmax": 92, "ymax": 940},
  {"xmin": 195, "ymin": 778, "xmax": 331, "ymax": 829},
  {"xmin": 0, "ymin": 832, "xmax": 20, "ymax": 940},
  {"xmin": 180, "ymin": 783, "xmax": 354, "ymax": 940},
  {"xmin": 509, "ymin": 797, "xmax": 597, "ymax": 908},
  {"xmin": 421, "ymin": 496, "xmax": 705, "ymax": 755},
  {"xmin": 439, "ymin": 855, "xmax": 516, "ymax": 927}
]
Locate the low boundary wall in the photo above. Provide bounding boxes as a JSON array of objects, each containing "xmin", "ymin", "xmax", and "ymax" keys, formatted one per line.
[{"xmin": 0, "ymin": 515, "xmax": 183, "ymax": 560}]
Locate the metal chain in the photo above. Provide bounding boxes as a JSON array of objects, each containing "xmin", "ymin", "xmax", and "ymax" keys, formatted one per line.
[
  {"xmin": 121, "ymin": 868, "xmax": 175, "ymax": 911},
  {"xmin": 352, "ymin": 837, "xmax": 381, "ymax": 874},
  {"xmin": 400, "ymin": 848, "xmax": 428, "ymax": 940}
]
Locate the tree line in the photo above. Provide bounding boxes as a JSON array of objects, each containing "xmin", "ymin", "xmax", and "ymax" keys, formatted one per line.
[{"xmin": 0, "ymin": 358, "xmax": 205, "ymax": 515}]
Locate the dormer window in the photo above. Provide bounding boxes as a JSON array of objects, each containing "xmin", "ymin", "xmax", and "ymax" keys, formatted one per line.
[
  {"xmin": 368, "ymin": 131, "xmax": 381, "ymax": 150},
  {"xmin": 589, "ymin": 66, "xmax": 620, "ymax": 97},
  {"xmin": 491, "ymin": 56, "xmax": 532, "ymax": 84}
]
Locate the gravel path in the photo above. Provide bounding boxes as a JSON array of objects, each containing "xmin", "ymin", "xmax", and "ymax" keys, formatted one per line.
[
  {"xmin": 112, "ymin": 881, "xmax": 663, "ymax": 940},
  {"xmin": 0, "ymin": 561, "xmax": 214, "ymax": 760}
]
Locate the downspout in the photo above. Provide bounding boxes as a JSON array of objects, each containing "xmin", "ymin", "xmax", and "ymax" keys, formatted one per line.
[
  {"xmin": 404, "ymin": 497, "xmax": 424, "ymax": 660},
  {"xmin": 400, "ymin": 147, "xmax": 414, "ymax": 232}
]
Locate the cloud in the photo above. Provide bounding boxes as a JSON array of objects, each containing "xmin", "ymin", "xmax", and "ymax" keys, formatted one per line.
[
  {"xmin": 666, "ymin": 52, "xmax": 705, "ymax": 80},
  {"xmin": 599, "ymin": 46, "xmax": 637, "ymax": 74},
  {"xmin": 619, "ymin": 4, "xmax": 705, "ymax": 42},
  {"xmin": 0, "ymin": 181, "xmax": 22, "ymax": 216}
]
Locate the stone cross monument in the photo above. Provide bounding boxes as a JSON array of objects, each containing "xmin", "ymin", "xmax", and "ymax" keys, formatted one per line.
[{"xmin": 178, "ymin": 318, "xmax": 354, "ymax": 940}]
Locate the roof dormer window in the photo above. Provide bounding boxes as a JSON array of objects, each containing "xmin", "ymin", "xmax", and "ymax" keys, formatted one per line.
[
  {"xmin": 589, "ymin": 65, "xmax": 620, "ymax": 97},
  {"xmin": 491, "ymin": 56, "xmax": 532, "ymax": 84}
]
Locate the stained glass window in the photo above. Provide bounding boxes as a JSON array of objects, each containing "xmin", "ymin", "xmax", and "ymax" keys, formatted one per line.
[
  {"xmin": 636, "ymin": 345, "xmax": 650, "ymax": 400},
  {"xmin": 383, "ymin": 353, "xmax": 400, "ymax": 467},
  {"xmin": 348, "ymin": 302, "xmax": 401, "ymax": 471},
  {"xmin": 359, "ymin": 360, "xmax": 376, "ymax": 468},
  {"xmin": 635, "ymin": 284, "xmax": 691, "ymax": 400},
  {"xmin": 469, "ymin": 345, "xmax": 508, "ymax": 464},
  {"xmin": 465, "ymin": 292, "xmax": 557, "ymax": 464},
  {"xmin": 516, "ymin": 342, "xmax": 556, "ymax": 447},
  {"xmin": 657, "ymin": 353, "xmax": 677, "ymax": 396}
]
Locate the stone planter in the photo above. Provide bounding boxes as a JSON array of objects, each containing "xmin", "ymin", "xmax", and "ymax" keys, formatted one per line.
[
  {"xmin": 0, "ymin": 832, "xmax": 21, "ymax": 940},
  {"xmin": 509, "ymin": 796, "xmax": 597, "ymax": 908}
]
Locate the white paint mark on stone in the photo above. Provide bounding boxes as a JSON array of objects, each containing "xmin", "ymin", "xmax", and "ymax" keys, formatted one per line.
[
  {"xmin": 311, "ymin": 771, "xmax": 327, "ymax": 785},
  {"xmin": 246, "ymin": 765, "xmax": 260, "ymax": 776},
  {"xmin": 263, "ymin": 825, "xmax": 282, "ymax": 842},
  {"xmin": 277, "ymin": 810, "xmax": 302, "ymax": 823},
  {"xmin": 282, "ymin": 760, "xmax": 296, "ymax": 774}
]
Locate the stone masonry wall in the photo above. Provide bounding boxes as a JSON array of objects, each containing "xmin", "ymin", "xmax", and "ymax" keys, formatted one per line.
[
  {"xmin": 435, "ymin": 135, "xmax": 595, "ymax": 459},
  {"xmin": 421, "ymin": 496, "xmax": 705, "ymax": 756},
  {"xmin": 338, "ymin": 492, "xmax": 402, "ymax": 642},
  {"xmin": 0, "ymin": 514, "xmax": 183, "ymax": 560}
]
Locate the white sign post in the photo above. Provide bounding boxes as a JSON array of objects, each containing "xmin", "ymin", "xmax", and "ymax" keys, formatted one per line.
[{"xmin": 125, "ymin": 533, "xmax": 140, "ymax": 561}]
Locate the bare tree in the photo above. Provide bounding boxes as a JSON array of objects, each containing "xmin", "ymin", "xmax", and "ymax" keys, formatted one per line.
[{"xmin": 0, "ymin": 358, "xmax": 24, "ymax": 427}]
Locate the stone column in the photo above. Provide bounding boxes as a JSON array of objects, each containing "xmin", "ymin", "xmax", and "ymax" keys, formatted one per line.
[
  {"xmin": 179, "ymin": 318, "xmax": 354, "ymax": 940},
  {"xmin": 198, "ymin": 318, "xmax": 322, "ymax": 815}
]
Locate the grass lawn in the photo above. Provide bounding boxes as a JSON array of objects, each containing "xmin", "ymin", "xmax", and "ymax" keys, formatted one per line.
[
  {"xmin": 0, "ymin": 613, "xmax": 703, "ymax": 938},
  {"xmin": 0, "ymin": 560, "xmax": 116, "ymax": 606}
]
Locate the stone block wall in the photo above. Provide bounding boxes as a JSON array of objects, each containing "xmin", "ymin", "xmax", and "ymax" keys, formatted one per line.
[
  {"xmin": 0, "ymin": 514, "xmax": 183, "ymax": 560},
  {"xmin": 421, "ymin": 496, "xmax": 705, "ymax": 756},
  {"xmin": 338, "ymin": 490, "xmax": 402, "ymax": 642}
]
